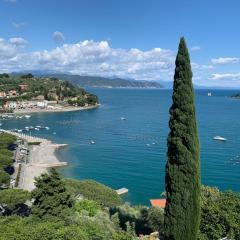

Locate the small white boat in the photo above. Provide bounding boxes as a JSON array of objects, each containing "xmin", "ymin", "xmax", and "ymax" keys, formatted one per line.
[
  {"xmin": 17, "ymin": 129, "xmax": 22, "ymax": 133},
  {"xmin": 120, "ymin": 117, "xmax": 126, "ymax": 121},
  {"xmin": 25, "ymin": 126, "xmax": 29, "ymax": 129},
  {"xmin": 34, "ymin": 128, "xmax": 40, "ymax": 131},
  {"xmin": 213, "ymin": 136, "xmax": 227, "ymax": 141},
  {"xmin": 25, "ymin": 115, "xmax": 31, "ymax": 119},
  {"xmin": 36, "ymin": 125, "xmax": 41, "ymax": 128},
  {"xmin": 90, "ymin": 140, "xmax": 95, "ymax": 144},
  {"xmin": 208, "ymin": 92, "xmax": 212, "ymax": 96},
  {"xmin": 45, "ymin": 127, "xmax": 50, "ymax": 130}
]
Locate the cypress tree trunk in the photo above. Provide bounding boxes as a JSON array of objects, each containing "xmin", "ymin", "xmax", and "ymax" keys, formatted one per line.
[{"xmin": 164, "ymin": 37, "xmax": 200, "ymax": 240}]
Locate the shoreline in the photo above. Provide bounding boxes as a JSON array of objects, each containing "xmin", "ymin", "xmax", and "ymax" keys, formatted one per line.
[
  {"xmin": 13, "ymin": 104, "xmax": 100, "ymax": 115},
  {"xmin": 20, "ymin": 140, "xmax": 68, "ymax": 191}
]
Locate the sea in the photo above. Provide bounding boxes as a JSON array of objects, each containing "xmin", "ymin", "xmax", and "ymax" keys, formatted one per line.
[{"xmin": 1, "ymin": 89, "xmax": 240, "ymax": 205}]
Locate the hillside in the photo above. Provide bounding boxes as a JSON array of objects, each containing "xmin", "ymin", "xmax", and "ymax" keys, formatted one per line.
[
  {"xmin": 42, "ymin": 74, "xmax": 162, "ymax": 88},
  {"xmin": 0, "ymin": 73, "xmax": 98, "ymax": 111}
]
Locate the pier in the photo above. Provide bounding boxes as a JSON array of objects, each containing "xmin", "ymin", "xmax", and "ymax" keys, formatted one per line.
[
  {"xmin": 0, "ymin": 129, "xmax": 48, "ymax": 143},
  {"xmin": 116, "ymin": 188, "xmax": 129, "ymax": 195}
]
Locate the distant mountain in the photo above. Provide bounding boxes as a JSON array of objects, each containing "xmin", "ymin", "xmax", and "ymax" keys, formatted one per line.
[{"xmin": 40, "ymin": 74, "xmax": 162, "ymax": 89}]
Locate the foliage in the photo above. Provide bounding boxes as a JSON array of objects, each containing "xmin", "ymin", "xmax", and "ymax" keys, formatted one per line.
[
  {"xmin": 74, "ymin": 199, "xmax": 100, "ymax": 217},
  {"xmin": 0, "ymin": 74, "xmax": 98, "ymax": 106},
  {"xmin": 64, "ymin": 178, "xmax": 122, "ymax": 207},
  {"xmin": 199, "ymin": 186, "xmax": 240, "ymax": 240},
  {"xmin": 31, "ymin": 168, "xmax": 74, "ymax": 219},
  {"xmin": 164, "ymin": 37, "xmax": 200, "ymax": 240},
  {"xmin": 0, "ymin": 189, "xmax": 31, "ymax": 215},
  {"xmin": 110, "ymin": 203, "xmax": 165, "ymax": 236},
  {"xmin": 0, "ymin": 133, "xmax": 17, "ymax": 149},
  {"xmin": 0, "ymin": 170, "xmax": 10, "ymax": 187},
  {"xmin": 0, "ymin": 217, "xmax": 89, "ymax": 240}
]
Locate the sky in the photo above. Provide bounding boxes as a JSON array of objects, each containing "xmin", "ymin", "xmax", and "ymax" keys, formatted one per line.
[{"xmin": 1, "ymin": 0, "xmax": 240, "ymax": 87}]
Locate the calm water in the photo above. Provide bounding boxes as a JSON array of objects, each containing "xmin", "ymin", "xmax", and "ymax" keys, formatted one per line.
[{"xmin": 1, "ymin": 89, "xmax": 240, "ymax": 205}]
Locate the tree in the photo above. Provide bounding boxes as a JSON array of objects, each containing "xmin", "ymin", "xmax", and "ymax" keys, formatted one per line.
[
  {"xmin": 31, "ymin": 168, "xmax": 73, "ymax": 219},
  {"xmin": 0, "ymin": 189, "xmax": 31, "ymax": 215},
  {"xmin": 164, "ymin": 37, "xmax": 200, "ymax": 240},
  {"xmin": 0, "ymin": 170, "xmax": 10, "ymax": 187}
]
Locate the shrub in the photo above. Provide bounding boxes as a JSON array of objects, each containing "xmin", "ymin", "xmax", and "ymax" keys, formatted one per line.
[
  {"xmin": 64, "ymin": 179, "xmax": 122, "ymax": 207},
  {"xmin": 74, "ymin": 199, "xmax": 100, "ymax": 217}
]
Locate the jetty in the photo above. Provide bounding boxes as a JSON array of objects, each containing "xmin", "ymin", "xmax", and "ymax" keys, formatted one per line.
[{"xmin": 116, "ymin": 188, "xmax": 129, "ymax": 195}]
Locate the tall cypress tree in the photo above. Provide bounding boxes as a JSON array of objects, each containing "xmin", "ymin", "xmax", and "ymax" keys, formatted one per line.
[{"xmin": 164, "ymin": 37, "xmax": 200, "ymax": 240}]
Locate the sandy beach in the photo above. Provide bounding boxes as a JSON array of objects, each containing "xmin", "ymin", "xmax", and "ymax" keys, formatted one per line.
[
  {"xmin": 13, "ymin": 104, "xmax": 100, "ymax": 114},
  {"xmin": 20, "ymin": 141, "xmax": 67, "ymax": 191}
]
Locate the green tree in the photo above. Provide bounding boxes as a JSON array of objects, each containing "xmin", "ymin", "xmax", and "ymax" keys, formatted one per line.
[
  {"xmin": 31, "ymin": 168, "xmax": 73, "ymax": 219},
  {"xmin": 0, "ymin": 169, "xmax": 10, "ymax": 187},
  {"xmin": 164, "ymin": 37, "xmax": 200, "ymax": 240},
  {"xmin": 0, "ymin": 189, "xmax": 31, "ymax": 215},
  {"xmin": 74, "ymin": 199, "xmax": 100, "ymax": 217}
]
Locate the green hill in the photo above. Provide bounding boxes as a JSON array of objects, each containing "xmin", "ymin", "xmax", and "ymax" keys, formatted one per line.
[{"xmin": 43, "ymin": 74, "xmax": 162, "ymax": 88}]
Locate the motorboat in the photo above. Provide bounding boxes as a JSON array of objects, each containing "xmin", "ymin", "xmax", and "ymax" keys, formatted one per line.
[
  {"xmin": 90, "ymin": 140, "xmax": 95, "ymax": 144},
  {"xmin": 213, "ymin": 136, "xmax": 227, "ymax": 141},
  {"xmin": 25, "ymin": 115, "xmax": 31, "ymax": 119}
]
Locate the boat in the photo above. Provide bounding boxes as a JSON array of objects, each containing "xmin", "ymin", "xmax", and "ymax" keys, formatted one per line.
[
  {"xmin": 120, "ymin": 117, "xmax": 126, "ymax": 121},
  {"xmin": 213, "ymin": 136, "xmax": 227, "ymax": 141},
  {"xmin": 36, "ymin": 125, "xmax": 41, "ymax": 128},
  {"xmin": 25, "ymin": 115, "xmax": 31, "ymax": 119},
  {"xmin": 34, "ymin": 128, "xmax": 40, "ymax": 131},
  {"xmin": 45, "ymin": 127, "xmax": 50, "ymax": 130},
  {"xmin": 17, "ymin": 129, "xmax": 22, "ymax": 133},
  {"xmin": 208, "ymin": 92, "xmax": 212, "ymax": 96},
  {"xmin": 90, "ymin": 140, "xmax": 95, "ymax": 144}
]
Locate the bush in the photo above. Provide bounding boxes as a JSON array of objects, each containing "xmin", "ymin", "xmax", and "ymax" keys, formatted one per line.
[
  {"xmin": 64, "ymin": 179, "xmax": 122, "ymax": 207},
  {"xmin": 74, "ymin": 199, "xmax": 100, "ymax": 217},
  {"xmin": 199, "ymin": 186, "xmax": 240, "ymax": 240},
  {"xmin": 0, "ymin": 169, "xmax": 10, "ymax": 187}
]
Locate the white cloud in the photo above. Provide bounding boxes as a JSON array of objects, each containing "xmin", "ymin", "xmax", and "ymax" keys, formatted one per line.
[
  {"xmin": 9, "ymin": 37, "xmax": 28, "ymax": 47},
  {"xmin": 211, "ymin": 73, "xmax": 240, "ymax": 80},
  {"xmin": 0, "ymin": 39, "xmax": 175, "ymax": 80},
  {"xmin": 211, "ymin": 57, "xmax": 240, "ymax": 65},
  {"xmin": 12, "ymin": 22, "xmax": 26, "ymax": 29},
  {"xmin": 53, "ymin": 31, "xmax": 65, "ymax": 44},
  {"xmin": 191, "ymin": 62, "xmax": 214, "ymax": 70},
  {"xmin": 191, "ymin": 46, "xmax": 201, "ymax": 51}
]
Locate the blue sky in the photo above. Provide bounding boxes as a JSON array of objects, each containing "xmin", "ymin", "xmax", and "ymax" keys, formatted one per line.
[{"xmin": 1, "ymin": 0, "xmax": 240, "ymax": 87}]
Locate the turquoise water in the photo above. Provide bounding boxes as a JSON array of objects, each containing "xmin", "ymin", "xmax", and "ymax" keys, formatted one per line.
[{"xmin": 1, "ymin": 89, "xmax": 240, "ymax": 205}]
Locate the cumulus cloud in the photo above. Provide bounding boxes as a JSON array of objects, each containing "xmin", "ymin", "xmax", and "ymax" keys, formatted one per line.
[
  {"xmin": 9, "ymin": 37, "xmax": 28, "ymax": 47},
  {"xmin": 0, "ymin": 39, "xmax": 176, "ymax": 80},
  {"xmin": 191, "ymin": 46, "xmax": 201, "ymax": 51},
  {"xmin": 211, "ymin": 57, "xmax": 240, "ymax": 65},
  {"xmin": 53, "ymin": 31, "xmax": 65, "ymax": 44}
]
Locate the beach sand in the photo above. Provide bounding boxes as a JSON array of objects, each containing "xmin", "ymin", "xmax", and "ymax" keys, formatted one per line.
[
  {"xmin": 20, "ymin": 141, "xmax": 67, "ymax": 191},
  {"xmin": 14, "ymin": 104, "xmax": 99, "ymax": 114}
]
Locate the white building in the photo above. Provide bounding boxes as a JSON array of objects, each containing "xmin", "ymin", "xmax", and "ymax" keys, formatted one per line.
[{"xmin": 37, "ymin": 100, "xmax": 48, "ymax": 108}]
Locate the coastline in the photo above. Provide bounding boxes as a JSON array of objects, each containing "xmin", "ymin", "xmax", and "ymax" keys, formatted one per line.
[
  {"xmin": 20, "ymin": 141, "xmax": 67, "ymax": 191},
  {"xmin": 13, "ymin": 104, "xmax": 100, "ymax": 115}
]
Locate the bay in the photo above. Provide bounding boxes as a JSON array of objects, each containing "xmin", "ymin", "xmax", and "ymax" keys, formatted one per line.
[{"xmin": 1, "ymin": 89, "xmax": 240, "ymax": 205}]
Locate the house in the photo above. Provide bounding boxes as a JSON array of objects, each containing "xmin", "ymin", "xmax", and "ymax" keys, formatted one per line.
[
  {"xmin": 37, "ymin": 100, "xmax": 48, "ymax": 108},
  {"xmin": 150, "ymin": 199, "xmax": 166, "ymax": 208},
  {"xmin": 8, "ymin": 90, "xmax": 17, "ymax": 96},
  {"xmin": 19, "ymin": 84, "xmax": 29, "ymax": 91},
  {"xmin": 4, "ymin": 101, "xmax": 17, "ymax": 110},
  {"xmin": 0, "ymin": 92, "xmax": 6, "ymax": 98}
]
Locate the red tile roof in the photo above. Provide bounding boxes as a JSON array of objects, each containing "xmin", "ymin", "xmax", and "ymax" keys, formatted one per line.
[{"xmin": 150, "ymin": 199, "xmax": 166, "ymax": 208}]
